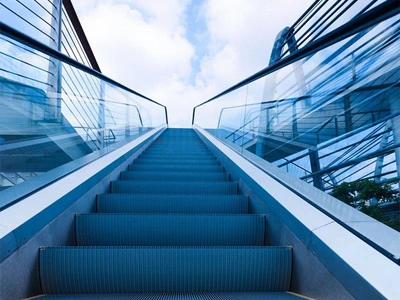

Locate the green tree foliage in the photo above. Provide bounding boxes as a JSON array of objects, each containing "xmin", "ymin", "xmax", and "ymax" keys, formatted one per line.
[{"xmin": 331, "ymin": 180, "xmax": 400, "ymax": 231}]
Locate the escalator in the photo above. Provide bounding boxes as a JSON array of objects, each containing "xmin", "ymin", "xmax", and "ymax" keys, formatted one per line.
[{"xmin": 34, "ymin": 128, "xmax": 307, "ymax": 299}]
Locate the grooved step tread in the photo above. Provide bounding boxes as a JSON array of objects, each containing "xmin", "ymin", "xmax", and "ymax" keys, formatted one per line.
[
  {"xmin": 111, "ymin": 181, "xmax": 238, "ymax": 194},
  {"xmin": 144, "ymin": 147, "xmax": 210, "ymax": 152},
  {"xmin": 121, "ymin": 171, "xmax": 229, "ymax": 181},
  {"xmin": 75, "ymin": 214, "xmax": 266, "ymax": 246},
  {"xmin": 143, "ymin": 151, "xmax": 212, "ymax": 156},
  {"xmin": 40, "ymin": 246, "xmax": 292, "ymax": 294},
  {"xmin": 140, "ymin": 154, "xmax": 214, "ymax": 159},
  {"xmin": 133, "ymin": 159, "xmax": 219, "ymax": 166},
  {"xmin": 129, "ymin": 164, "xmax": 225, "ymax": 172},
  {"xmin": 96, "ymin": 194, "xmax": 248, "ymax": 214},
  {"xmin": 28, "ymin": 292, "xmax": 313, "ymax": 299}
]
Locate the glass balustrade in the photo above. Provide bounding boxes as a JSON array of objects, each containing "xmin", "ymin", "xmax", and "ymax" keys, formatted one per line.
[
  {"xmin": 0, "ymin": 4, "xmax": 167, "ymax": 205},
  {"xmin": 1, "ymin": 0, "xmax": 59, "ymax": 47},
  {"xmin": 193, "ymin": 3, "xmax": 400, "ymax": 246}
]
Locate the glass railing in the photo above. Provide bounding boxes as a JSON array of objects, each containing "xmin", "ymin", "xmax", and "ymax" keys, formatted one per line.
[
  {"xmin": 1, "ymin": 0, "xmax": 60, "ymax": 48},
  {"xmin": 193, "ymin": 1, "xmax": 400, "ymax": 261},
  {"xmin": 0, "ymin": 15, "xmax": 167, "ymax": 207}
]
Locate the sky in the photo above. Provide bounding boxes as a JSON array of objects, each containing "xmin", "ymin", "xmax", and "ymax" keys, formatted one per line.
[{"xmin": 72, "ymin": 0, "xmax": 313, "ymax": 127}]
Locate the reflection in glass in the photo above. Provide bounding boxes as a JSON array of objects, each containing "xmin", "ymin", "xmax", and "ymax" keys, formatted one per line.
[
  {"xmin": 0, "ymin": 33, "xmax": 165, "ymax": 191},
  {"xmin": 195, "ymin": 12, "xmax": 399, "ymax": 234}
]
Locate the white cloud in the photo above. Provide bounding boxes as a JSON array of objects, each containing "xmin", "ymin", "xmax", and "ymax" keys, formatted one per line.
[
  {"xmin": 74, "ymin": 0, "xmax": 193, "ymax": 90},
  {"xmin": 117, "ymin": 0, "xmax": 189, "ymax": 34},
  {"xmin": 198, "ymin": 0, "xmax": 313, "ymax": 89},
  {"xmin": 72, "ymin": 0, "xmax": 313, "ymax": 127}
]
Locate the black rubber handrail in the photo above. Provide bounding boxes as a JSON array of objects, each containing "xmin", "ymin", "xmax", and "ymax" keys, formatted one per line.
[
  {"xmin": 62, "ymin": 0, "xmax": 101, "ymax": 72},
  {"xmin": 192, "ymin": 0, "xmax": 399, "ymax": 125},
  {"xmin": 0, "ymin": 21, "xmax": 169, "ymax": 125}
]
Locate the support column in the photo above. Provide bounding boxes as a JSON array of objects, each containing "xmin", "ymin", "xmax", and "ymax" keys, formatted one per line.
[
  {"xmin": 125, "ymin": 103, "xmax": 130, "ymax": 137},
  {"xmin": 309, "ymin": 148, "xmax": 324, "ymax": 190},
  {"xmin": 389, "ymin": 92, "xmax": 400, "ymax": 190},
  {"xmin": 292, "ymin": 101, "xmax": 298, "ymax": 138},
  {"xmin": 46, "ymin": 0, "xmax": 63, "ymax": 121},
  {"xmin": 374, "ymin": 121, "xmax": 391, "ymax": 184},
  {"xmin": 344, "ymin": 95, "xmax": 353, "ymax": 133},
  {"xmin": 257, "ymin": 26, "xmax": 307, "ymax": 157},
  {"xmin": 98, "ymin": 81, "xmax": 105, "ymax": 148},
  {"xmin": 256, "ymin": 78, "xmax": 274, "ymax": 157}
]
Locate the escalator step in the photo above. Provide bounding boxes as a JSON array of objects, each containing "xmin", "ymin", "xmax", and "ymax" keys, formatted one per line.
[
  {"xmin": 28, "ymin": 292, "xmax": 311, "ymax": 299},
  {"xmin": 111, "ymin": 181, "xmax": 238, "ymax": 194},
  {"xmin": 97, "ymin": 194, "xmax": 248, "ymax": 214},
  {"xmin": 75, "ymin": 214, "xmax": 266, "ymax": 246},
  {"xmin": 133, "ymin": 158, "xmax": 219, "ymax": 166},
  {"xmin": 120, "ymin": 171, "xmax": 229, "ymax": 181},
  {"xmin": 140, "ymin": 153, "xmax": 214, "ymax": 159},
  {"xmin": 40, "ymin": 246, "xmax": 292, "ymax": 294},
  {"xmin": 129, "ymin": 164, "xmax": 224, "ymax": 172}
]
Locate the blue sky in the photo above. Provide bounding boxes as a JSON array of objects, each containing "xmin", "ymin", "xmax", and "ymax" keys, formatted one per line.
[
  {"xmin": 184, "ymin": 0, "xmax": 208, "ymax": 82},
  {"xmin": 73, "ymin": 0, "xmax": 313, "ymax": 127}
]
